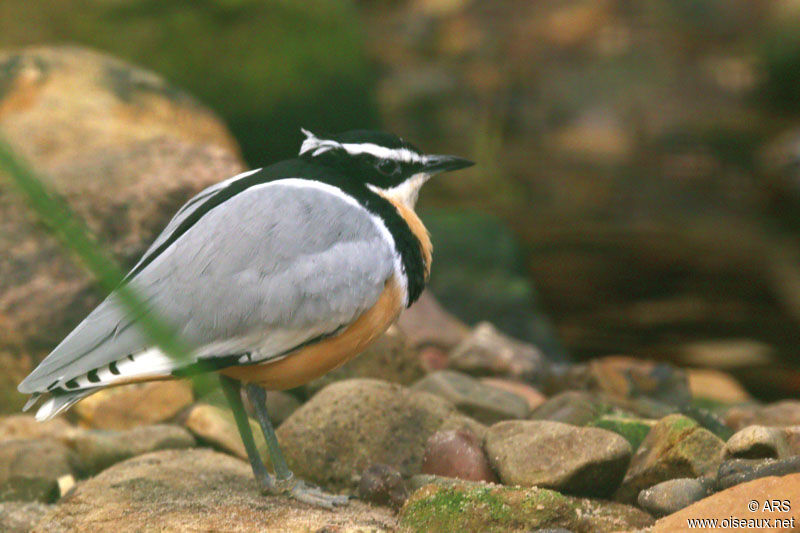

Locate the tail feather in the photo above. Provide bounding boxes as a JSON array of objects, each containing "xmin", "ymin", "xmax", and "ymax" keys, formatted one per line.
[{"xmin": 34, "ymin": 389, "xmax": 95, "ymax": 421}]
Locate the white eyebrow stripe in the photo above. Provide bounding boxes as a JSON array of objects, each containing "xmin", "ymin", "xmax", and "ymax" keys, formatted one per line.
[
  {"xmin": 339, "ymin": 143, "xmax": 423, "ymax": 163},
  {"xmin": 299, "ymin": 130, "xmax": 423, "ymax": 163}
]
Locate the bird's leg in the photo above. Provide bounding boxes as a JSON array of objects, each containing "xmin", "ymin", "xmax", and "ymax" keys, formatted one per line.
[
  {"xmin": 244, "ymin": 383, "xmax": 349, "ymax": 509},
  {"xmin": 218, "ymin": 375, "xmax": 275, "ymax": 493}
]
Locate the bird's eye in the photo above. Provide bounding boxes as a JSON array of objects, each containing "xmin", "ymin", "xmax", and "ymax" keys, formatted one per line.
[{"xmin": 376, "ymin": 159, "xmax": 400, "ymax": 176}]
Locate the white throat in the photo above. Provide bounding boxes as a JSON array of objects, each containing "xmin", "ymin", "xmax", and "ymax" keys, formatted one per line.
[{"xmin": 368, "ymin": 172, "xmax": 430, "ymax": 209}]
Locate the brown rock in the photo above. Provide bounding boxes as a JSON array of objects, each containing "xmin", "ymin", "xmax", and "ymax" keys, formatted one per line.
[
  {"xmin": 0, "ymin": 439, "xmax": 82, "ymax": 502},
  {"xmin": 725, "ymin": 425, "xmax": 790, "ymax": 459},
  {"xmin": 65, "ymin": 424, "xmax": 195, "ymax": 475},
  {"xmin": 725, "ymin": 400, "xmax": 800, "ymax": 430},
  {"xmin": 396, "ymin": 291, "xmax": 468, "ymax": 350},
  {"xmin": 687, "ymin": 368, "xmax": 752, "ymax": 404},
  {"xmin": 183, "ymin": 403, "xmax": 267, "ymax": 461},
  {"xmin": 653, "ymin": 474, "xmax": 800, "ymax": 532},
  {"xmin": 0, "ymin": 351, "xmax": 32, "ymax": 415},
  {"xmin": 448, "ymin": 322, "xmax": 548, "ymax": 381},
  {"xmin": 412, "ymin": 370, "xmax": 529, "ymax": 424},
  {"xmin": 0, "ymin": 502, "xmax": 53, "ymax": 533},
  {"xmin": 480, "ymin": 378, "xmax": 546, "ymax": 411},
  {"xmin": 0, "ymin": 415, "xmax": 72, "ymax": 443},
  {"xmin": 34, "ymin": 449, "xmax": 395, "ymax": 532},
  {"xmin": 0, "ymin": 45, "xmax": 243, "ymax": 369},
  {"xmin": 73, "ymin": 381, "xmax": 193, "ymax": 430},
  {"xmin": 588, "ymin": 356, "xmax": 690, "ymax": 405},
  {"xmin": 277, "ymin": 379, "xmax": 485, "ymax": 491},
  {"xmin": 530, "ymin": 390, "xmax": 607, "ymax": 426},
  {"xmin": 358, "ymin": 463, "xmax": 408, "ymax": 509},
  {"xmin": 615, "ymin": 414, "xmax": 724, "ymax": 503},
  {"xmin": 485, "ymin": 420, "xmax": 631, "ymax": 496},
  {"xmin": 421, "ymin": 429, "xmax": 498, "ymax": 483}
]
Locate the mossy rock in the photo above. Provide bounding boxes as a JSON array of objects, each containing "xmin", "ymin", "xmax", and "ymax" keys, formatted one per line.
[
  {"xmin": 614, "ymin": 414, "xmax": 725, "ymax": 503},
  {"xmin": 399, "ymin": 483, "xmax": 653, "ymax": 533},
  {"xmin": 590, "ymin": 415, "xmax": 656, "ymax": 451}
]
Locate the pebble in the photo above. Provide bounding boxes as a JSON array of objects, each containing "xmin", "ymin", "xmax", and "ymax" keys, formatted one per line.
[
  {"xmin": 637, "ymin": 478, "xmax": 709, "ymax": 517},
  {"xmin": 421, "ymin": 429, "xmax": 498, "ymax": 483}
]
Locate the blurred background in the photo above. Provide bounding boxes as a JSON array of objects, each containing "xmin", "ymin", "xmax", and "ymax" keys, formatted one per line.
[{"xmin": 2, "ymin": 0, "xmax": 800, "ymax": 407}]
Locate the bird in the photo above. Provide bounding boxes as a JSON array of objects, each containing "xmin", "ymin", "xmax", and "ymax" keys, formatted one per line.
[{"xmin": 17, "ymin": 128, "xmax": 474, "ymax": 508}]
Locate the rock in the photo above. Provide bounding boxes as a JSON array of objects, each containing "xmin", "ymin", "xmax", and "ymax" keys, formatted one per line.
[
  {"xmin": 0, "ymin": 46, "xmax": 244, "ymax": 372},
  {"xmin": 637, "ymin": 478, "xmax": 709, "ymax": 517},
  {"xmin": 717, "ymin": 457, "xmax": 800, "ymax": 489},
  {"xmin": 687, "ymin": 368, "xmax": 752, "ymax": 404},
  {"xmin": 0, "ymin": 415, "xmax": 72, "ymax": 443},
  {"xmin": 418, "ymin": 346, "xmax": 450, "ymax": 372},
  {"xmin": 421, "ymin": 429, "xmax": 498, "ymax": 483},
  {"xmin": 590, "ymin": 415, "xmax": 656, "ymax": 451},
  {"xmin": 448, "ymin": 322, "xmax": 548, "ymax": 381},
  {"xmin": 35, "ymin": 449, "xmax": 395, "ymax": 532},
  {"xmin": 724, "ymin": 425, "xmax": 791, "ymax": 459},
  {"xmin": 396, "ymin": 291, "xmax": 469, "ymax": 350},
  {"xmin": 241, "ymin": 390, "xmax": 301, "ymax": 428},
  {"xmin": 725, "ymin": 400, "xmax": 800, "ymax": 430},
  {"xmin": 276, "ymin": 379, "xmax": 485, "ymax": 492},
  {"xmin": 485, "ymin": 420, "xmax": 631, "ymax": 496},
  {"xmin": 412, "ymin": 370, "xmax": 529, "ymax": 424},
  {"xmin": 615, "ymin": 414, "xmax": 724, "ymax": 503},
  {"xmin": 480, "ymin": 378, "xmax": 546, "ymax": 411},
  {"xmin": 73, "ymin": 381, "xmax": 194, "ymax": 430},
  {"xmin": 0, "ymin": 502, "xmax": 52, "ymax": 532},
  {"xmin": 0, "ymin": 439, "xmax": 82, "ymax": 502},
  {"xmin": 266, "ymin": 391, "xmax": 302, "ymax": 427},
  {"xmin": 0, "ymin": 351, "xmax": 32, "ymax": 415},
  {"xmin": 65, "ymin": 424, "xmax": 195, "ymax": 475},
  {"xmin": 530, "ymin": 391, "xmax": 608, "ymax": 426},
  {"xmin": 407, "ymin": 474, "xmax": 497, "ymax": 492},
  {"xmin": 183, "ymin": 404, "xmax": 266, "ymax": 461},
  {"xmin": 653, "ymin": 473, "xmax": 800, "ymax": 532},
  {"xmin": 399, "ymin": 483, "xmax": 654, "ymax": 533},
  {"xmin": 305, "ymin": 326, "xmax": 425, "ymax": 395},
  {"xmin": 676, "ymin": 339, "xmax": 775, "ymax": 369},
  {"xmin": 358, "ymin": 463, "xmax": 408, "ymax": 509},
  {"xmin": 588, "ymin": 356, "xmax": 691, "ymax": 406}
]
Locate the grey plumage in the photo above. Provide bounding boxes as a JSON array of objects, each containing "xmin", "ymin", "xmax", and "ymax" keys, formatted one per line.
[{"xmin": 18, "ymin": 176, "xmax": 397, "ymax": 396}]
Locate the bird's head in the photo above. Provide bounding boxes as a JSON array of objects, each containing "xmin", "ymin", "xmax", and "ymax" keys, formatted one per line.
[{"xmin": 299, "ymin": 129, "xmax": 473, "ymax": 208}]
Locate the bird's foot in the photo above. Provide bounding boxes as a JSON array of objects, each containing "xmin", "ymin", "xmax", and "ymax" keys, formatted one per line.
[
  {"xmin": 288, "ymin": 479, "xmax": 350, "ymax": 509},
  {"xmin": 260, "ymin": 471, "xmax": 348, "ymax": 509}
]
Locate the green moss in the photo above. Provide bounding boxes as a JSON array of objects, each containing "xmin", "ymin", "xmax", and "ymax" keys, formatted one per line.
[
  {"xmin": 666, "ymin": 414, "xmax": 698, "ymax": 433},
  {"xmin": 591, "ymin": 415, "xmax": 655, "ymax": 451},
  {"xmin": 399, "ymin": 485, "xmax": 576, "ymax": 533}
]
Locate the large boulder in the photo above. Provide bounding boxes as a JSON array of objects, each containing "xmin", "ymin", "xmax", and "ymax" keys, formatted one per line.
[
  {"xmin": 34, "ymin": 449, "xmax": 396, "ymax": 532},
  {"xmin": 276, "ymin": 379, "xmax": 485, "ymax": 492},
  {"xmin": 0, "ymin": 46, "xmax": 244, "ymax": 413}
]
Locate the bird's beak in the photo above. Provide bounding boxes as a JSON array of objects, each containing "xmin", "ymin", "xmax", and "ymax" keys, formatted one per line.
[{"xmin": 423, "ymin": 154, "xmax": 475, "ymax": 174}]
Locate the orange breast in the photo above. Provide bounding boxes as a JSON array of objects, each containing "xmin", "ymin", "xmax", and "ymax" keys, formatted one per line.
[{"xmin": 219, "ymin": 276, "xmax": 405, "ymax": 390}]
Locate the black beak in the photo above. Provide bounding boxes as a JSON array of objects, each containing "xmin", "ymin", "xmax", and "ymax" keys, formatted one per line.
[{"xmin": 423, "ymin": 154, "xmax": 475, "ymax": 174}]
